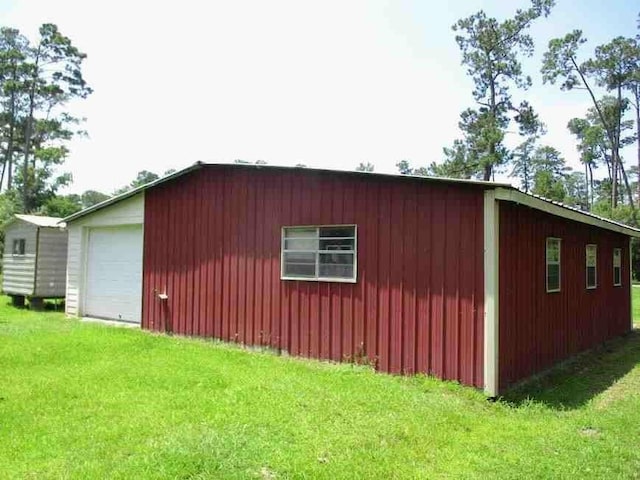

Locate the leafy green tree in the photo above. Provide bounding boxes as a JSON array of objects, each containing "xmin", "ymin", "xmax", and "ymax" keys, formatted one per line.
[
  {"xmin": 395, "ymin": 160, "xmax": 428, "ymax": 176},
  {"xmin": 563, "ymin": 171, "xmax": 589, "ymax": 210},
  {"xmin": 0, "ymin": 27, "xmax": 29, "ymax": 192},
  {"xmin": 130, "ymin": 170, "xmax": 159, "ymax": 188},
  {"xmin": 567, "ymin": 117, "xmax": 606, "ymax": 208},
  {"xmin": 356, "ymin": 162, "xmax": 374, "ymax": 172},
  {"xmin": 81, "ymin": 190, "xmax": 109, "ymax": 208},
  {"xmin": 113, "ymin": 170, "xmax": 159, "ymax": 195},
  {"xmin": 396, "ymin": 160, "xmax": 412, "ymax": 175},
  {"xmin": 532, "ymin": 170, "xmax": 565, "ymax": 202},
  {"xmin": 0, "ymin": 24, "xmax": 91, "ymax": 213},
  {"xmin": 0, "ymin": 190, "xmax": 19, "ymax": 264},
  {"xmin": 584, "ymin": 36, "xmax": 640, "ymax": 209},
  {"xmin": 40, "ymin": 193, "xmax": 81, "ymax": 217},
  {"xmin": 427, "ymin": 140, "xmax": 479, "ymax": 179},
  {"xmin": 542, "ymin": 31, "xmax": 639, "ymax": 213},
  {"xmin": 510, "ymin": 137, "xmax": 537, "ymax": 192},
  {"xmin": 530, "ymin": 146, "xmax": 568, "ymax": 202},
  {"xmin": 451, "ymin": 0, "xmax": 553, "ymax": 180}
]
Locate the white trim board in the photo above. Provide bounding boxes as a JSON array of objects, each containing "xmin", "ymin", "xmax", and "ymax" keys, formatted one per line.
[
  {"xmin": 630, "ymin": 238, "xmax": 634, "ymax": 331},
  {"xmin": 494, "ymin": 188, "xmax": 640, "ymax": 238},
  {"xmin": 483, "ymin": 190, "xmax": 499, "ymax": 397}
]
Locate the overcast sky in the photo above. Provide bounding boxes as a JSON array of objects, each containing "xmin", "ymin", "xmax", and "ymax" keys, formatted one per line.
[{"xmin": 1, "ymin": 0, "xmax": 638, "ymax": 194}]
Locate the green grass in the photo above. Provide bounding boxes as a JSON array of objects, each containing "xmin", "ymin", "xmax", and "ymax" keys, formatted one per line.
[
  {"xmin": 633, "ymin": 285, "xmax": 640, "ymax": 327},
  {"xmin": 2, "ymin": 298, "xmax": 640, "ymax": 479}
]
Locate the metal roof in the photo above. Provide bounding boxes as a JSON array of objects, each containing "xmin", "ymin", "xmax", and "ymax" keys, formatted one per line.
[
  {"xmin": 62, "ymin": 162, "xmax": 508, "ymax": 223},
  {"xmin": 61, "ymin": 161, "xmax": 640, "ymax": 237},
  {"xmin": 14, "ymin": 214, "xmax": 65, "ymax": 228}
]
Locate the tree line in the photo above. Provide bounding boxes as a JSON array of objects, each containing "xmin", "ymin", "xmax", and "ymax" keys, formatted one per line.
[
  {"xmin": 3, "ymin": 8, "xmax": 640, "ymax": 231},
  {"xmin": 395, "ymin": 1, "xmax": 640, "ymax": 227}
]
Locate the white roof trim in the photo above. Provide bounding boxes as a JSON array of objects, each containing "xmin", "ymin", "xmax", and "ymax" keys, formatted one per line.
[
  {"xmin": 13, "ymin": 214, "xmax": 66, "ymax": 228},
  {"xmin": 494, "ymin": 188, "xmax": 640, "ymax": 237}
]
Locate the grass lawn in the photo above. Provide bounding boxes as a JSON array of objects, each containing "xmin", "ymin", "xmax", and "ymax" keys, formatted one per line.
[
  {"xmin": 2, "ymin": 297, "xmax": 640, "ymax": 479},
  {"xmin": 633, "ymin": 285, "xmax": 640, "ymax": 325}
]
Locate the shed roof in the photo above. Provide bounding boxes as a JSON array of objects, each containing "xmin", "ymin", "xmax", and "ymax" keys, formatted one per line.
[
  {"xmin": 62, "ymin": 162, "xmax": 640, "ymax": 237},
  {"xmin": 13, "ymin": 214, "xmax": 65, "ymax": 228}
]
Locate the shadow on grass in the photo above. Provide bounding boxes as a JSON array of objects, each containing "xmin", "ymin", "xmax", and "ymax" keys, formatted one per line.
[
  {"xmin": 3, "ymin": 299, "xmax": 65, "ymax": 312},
  {"xmin": 502, "ymin": 330, "xmax": 640, "ymax": 410}
]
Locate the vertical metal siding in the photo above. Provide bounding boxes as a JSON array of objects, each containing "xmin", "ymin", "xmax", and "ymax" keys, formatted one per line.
[
  {"xmin": 499, "ymin": 202, "xmax": 632, "ymax": 389},
  {"xmin": 142, "ymin": 167, "xmax": 485, "ymax": 388}
]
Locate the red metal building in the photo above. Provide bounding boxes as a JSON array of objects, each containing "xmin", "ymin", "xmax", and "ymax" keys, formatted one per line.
[{"xmin": 65, "ymin": 163, "xmax": 640, "ymax": 395}]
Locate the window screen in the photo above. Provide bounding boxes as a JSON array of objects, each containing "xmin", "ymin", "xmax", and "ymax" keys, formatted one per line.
[
  {"xmin": 613, "ymin": 248, "xmax": 622, "ymax": 287},
  {"xmin": 282, "ymin": 226, "xmax": 356, "ymax": 281},
  {"xmin": 546, "ymin": 238, "xmax": 561, "ymax": 293},
  {"xmin": 586, "ymin": 244, "xmax": 597, "ymax": 289}
]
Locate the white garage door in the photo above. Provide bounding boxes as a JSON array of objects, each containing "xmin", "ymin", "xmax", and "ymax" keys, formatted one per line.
[{"xmin": 84, "ymin": 225, "xmax": 143, "ymax": 323}]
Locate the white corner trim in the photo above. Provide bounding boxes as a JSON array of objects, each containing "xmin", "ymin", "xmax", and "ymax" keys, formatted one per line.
[
  {"xmin": 484, "ymin": 190, "xmax": 499, "ymax": 397},
  {"xmin": 630, "ymin": 237, "xmax": 634, "ymax": 331},
  {"xmin": 494, "ymin": 188, "xmax": 640, "ymax": 238}
]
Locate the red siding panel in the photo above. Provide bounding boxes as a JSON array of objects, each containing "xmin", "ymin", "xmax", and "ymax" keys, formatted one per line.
[
  {"xmin": 142, "ymin": 166, "xmax": 485, "ymax": 388},
  {"xmin": 499, "ymin": 202, "xmax": 632, "ymax": 389}
]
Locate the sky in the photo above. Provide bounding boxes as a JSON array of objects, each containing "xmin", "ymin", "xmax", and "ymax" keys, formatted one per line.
[{"xmin": 0, "ymin": 0, "xmax": 638, "ymax": 194}]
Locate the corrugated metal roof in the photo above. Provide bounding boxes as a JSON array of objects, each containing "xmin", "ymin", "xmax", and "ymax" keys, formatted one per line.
[
  {"xmin": 61, "ymin": 161, "xmax": 640, "ymax": 236},
  {"xmin": 14, "ymin": 214, "xmax": 65, "ymax": 228},
  {"xmin": 526, "ymin": 191, "xmax": 640, "ymax": 234}
]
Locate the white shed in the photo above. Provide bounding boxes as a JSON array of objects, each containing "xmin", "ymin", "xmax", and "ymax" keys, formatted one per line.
[
  {"xmin": 64, "ymin": 193, "xmax": 144, "ymax": 324},
  {"xmin": 2, "ymin": 214, "xmax": 68, "ymax": 306}
]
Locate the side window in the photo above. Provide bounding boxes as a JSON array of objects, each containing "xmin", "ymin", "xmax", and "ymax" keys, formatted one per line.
[
  {"xmin": 281, "ymin": 225, "xmax": 357, "ymax": 282},
  {"xmin": 586, "ymin": 244, "xmax": 597, "ymax": 289},
  {"xmin": 12, "ymin": 239, "xmax": 26, "ymax": 256},
  {"xmin": 613, "ymin": 248, "xmax": 622, "ymax": 287},
  {"xmin": 546, "ymin": 237, "xmax": 561, "ymax": 293}
]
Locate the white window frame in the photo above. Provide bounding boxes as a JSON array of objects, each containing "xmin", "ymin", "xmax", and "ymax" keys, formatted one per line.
[
  {"xmin": 12, "ymin": 238, "xmax": 25, "ymax": 256},
  {"xmin": 546, "ymin": 237, "xmax": 561, "ymax": 293},
  {"xmin": 586, "ymin": 244, "xmax": 597, "ymax": 290},
  {"xmin": 281, "ymin": 224, "xmax": 357, "ymax": 283},
  {"xmin": 613, "ymin": 247, "xmax": 622, "ymax": 287}
]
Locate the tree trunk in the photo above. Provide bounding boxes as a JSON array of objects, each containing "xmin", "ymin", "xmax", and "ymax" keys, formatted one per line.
[
  {"xmin": 584, "ymin": 161, "xmax": 589, "ymax": 209},
  {"xmin": 6, "ymin": 121, "xmax": 14, "ymax": 190},
  {"xmin": 603, "ymin": 151, "xmax": 612, "ymax": 181},
  {"xmin": 22, "ymin": 43, "xmax": 41, "ymax": 213},
  {"xmin": 571, "ymin": 56, "xmax": 619, "ymax": 208},
  {"xmin": 485, "ymin": 75, "xmax": 497, "ymax": 182},
  {"xmin": 588, "ymin": 162, "xmax": 594, "ymax": 209},
  {"xmin": 3, "ymin": 68, "xmax": 17, "ymax": 191},
  {"xmin": 619, "ymin": 160, "xmax": 638, "ymax": 225},
  {"xmin": 612, "ymin": 145, "xmax": 618, "ymax": 209},
  {"xmin": 22, "ymin": 97, "xmax": 35, "ymax": 212},
  {"xmin": 612, "ymin": 83, "xmax": 624, "ymax": 210},
  {"xmin": 635, "ymin": 84, "xmax": 640, "ymax": 206}
]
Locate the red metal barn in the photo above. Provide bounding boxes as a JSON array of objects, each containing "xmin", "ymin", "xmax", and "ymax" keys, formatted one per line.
[{"xmin": 63, "ymin": 163, "xmax": 639, "ymax": 395}]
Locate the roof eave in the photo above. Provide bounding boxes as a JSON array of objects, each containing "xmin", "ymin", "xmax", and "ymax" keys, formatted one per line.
[
  {"xmin": 494, "ymin": 187, "xmax": 640, "ymax": 238},
  {"xmin": 62, "ymin": 162, "xmax": 205, "ymax": 224}
]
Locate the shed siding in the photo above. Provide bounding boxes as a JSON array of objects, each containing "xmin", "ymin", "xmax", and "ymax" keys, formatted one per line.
[
  {"xmin": 499, "ymin": 202, "xmax": 631, "ymax": 389},
  {"xmin": 142, "ymin": 167, "xmax": 485, "ymax": 387},
  {"xmin": 34, "ymin": 228, "xmax": 68, "ymax": 297},
  {"xmin": 2, "ymin": 221, "xmax": 37, "ymax": 295},
  {"xmin": 65, "ymin": 194, "xmax": 144, "ymax": 317}
]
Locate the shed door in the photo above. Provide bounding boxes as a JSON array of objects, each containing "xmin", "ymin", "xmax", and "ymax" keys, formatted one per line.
[{"xmin": 84, "ymin": 225, "xmax": 143, "ymax": 323}]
